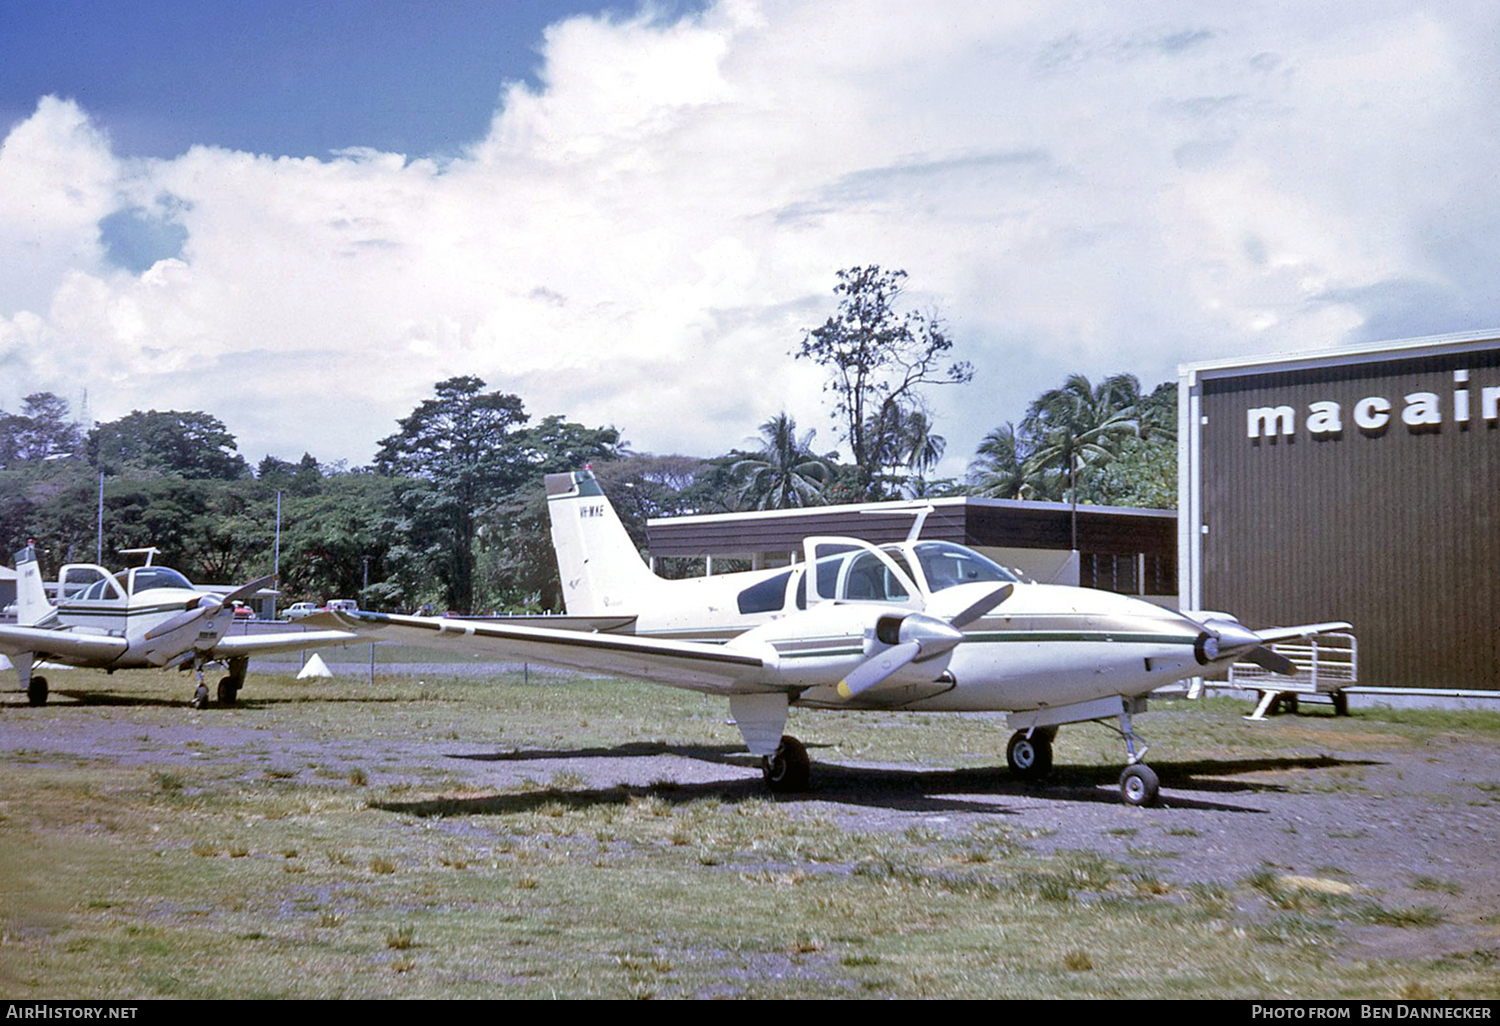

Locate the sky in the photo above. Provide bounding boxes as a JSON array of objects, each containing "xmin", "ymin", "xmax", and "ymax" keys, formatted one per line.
[{"xmin": 3, "ymin": 0, "xmax": 1500, "ymax": 477}]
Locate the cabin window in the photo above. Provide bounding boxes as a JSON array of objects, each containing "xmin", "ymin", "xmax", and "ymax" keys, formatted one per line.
[
  {"xmin": 61, "ymin": 567, "xmax": 124, "ymax": 602},
  {"xmin": 737, "ymin": 571, "xmax": 793, "ymax": 614},
  {"xmin": 841, "ymin": 551, "xmax": 910, "ymax": 602}
]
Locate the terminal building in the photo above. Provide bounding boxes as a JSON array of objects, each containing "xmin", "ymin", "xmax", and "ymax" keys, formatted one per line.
[{"xmin": 1179, "ymin": 330, "xmax": 1500, "ymax": 691}]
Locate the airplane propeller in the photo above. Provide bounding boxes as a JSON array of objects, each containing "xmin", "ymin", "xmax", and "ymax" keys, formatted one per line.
[
  {"xmin": 837, "ymin": 583, "xmax": 1013, "ymax": 699},
  {"xmin": 1193, "ymin": 618, "xmax": 1297, "ymax": 676},
  {"xmin": 143, "ymin": 574, "xmax": 275, "ymax": 644}
]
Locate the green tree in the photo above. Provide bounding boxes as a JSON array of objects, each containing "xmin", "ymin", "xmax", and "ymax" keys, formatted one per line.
[
  {"xmin": 88, "ymin": 410, "xmax": 250, "ymax": 480},
  {"xmin": 1076, "ymin": 381, "xmax": 1177, "ymax": 509},
  {"xmin": 796, "ymin": 266, "xmax": 971, "ymax": 500},
  {"xmin": 731, "ymin": 413, "xmax": 832, "ymax": 510},
  {"xmin": 473, "ymin": 418, "xmax": 625, "ymax": 612},
  {"xmin": 374, "ymin": 376, "xmax": 530, "ymax": 614},
  {"xmin": 967, "ymin": 422, "xmax": 1038, "ymax": 500},
  {"xmin": 277, "ymin": 473, "xmax": 402, "ymax": 607},
  {"xmin": 0, "ymin": 393, "xmax": 85, "ymax": 469},
  {"xmin": 1021, "ymin": 373, "xmax": 1141, "ymax": 547},
  {"xmin": 868, "ymin": 404, "xmax": 946, "ymax": 498}
]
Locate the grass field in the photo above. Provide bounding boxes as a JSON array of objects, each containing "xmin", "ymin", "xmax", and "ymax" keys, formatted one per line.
[{"xmin": 1, "ymin": 669, "xmax": 1497, "ymax": 999}]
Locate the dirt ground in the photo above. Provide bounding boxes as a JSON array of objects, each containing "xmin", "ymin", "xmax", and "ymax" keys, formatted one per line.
[{"xmin": 5, "ymin": 675, "xmax": 1499, "ymax": 969}]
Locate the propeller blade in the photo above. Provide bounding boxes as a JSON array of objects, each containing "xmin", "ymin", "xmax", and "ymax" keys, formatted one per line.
[
  {"xmin": 1246, "ymin": 646, "xmax": 1298, "ymax": 676},
  {"xmin": 837, "ymin": 640, "xmax": 921, "ymax": 699},
  {"xmin": 948, "ymin": 583, "xmax": 1014, "ymax": 628},
  {"xmin": 221, "ymin": 574, "xmax": 276, "ymax": 607},
  {"xmin": 144, "ymin": 602, "xmax": 213, "ymax": 641}
]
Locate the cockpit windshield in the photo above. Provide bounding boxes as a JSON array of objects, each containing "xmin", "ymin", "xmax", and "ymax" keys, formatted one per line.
[
  {"xmin": 897, "ymin": 541, "xmax": 1019, "ymax": 594},
  {"xmin": 129, "ymin": 566, "xmax": 195, "ymax": 596}
]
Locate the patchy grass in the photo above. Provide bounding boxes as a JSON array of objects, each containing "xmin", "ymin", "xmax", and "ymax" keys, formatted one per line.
[{"xmin": 0, "ymin": 669, "xmax": 1497, "ymax": 998}]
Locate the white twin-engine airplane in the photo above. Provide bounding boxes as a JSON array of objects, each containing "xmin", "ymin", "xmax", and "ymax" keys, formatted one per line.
[
  {"xmin": 316, "ymin": 470, "xmax": 1350, "ymax": 806},
  {"xmin": 2, "ymin": 545, "xmax": 356, "ymax": 708}
]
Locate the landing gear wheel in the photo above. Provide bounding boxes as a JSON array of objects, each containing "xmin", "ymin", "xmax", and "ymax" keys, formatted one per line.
[
  {"xmin": 1006, "ymin": 729, "xmax": 1053, "ymax": 780},
  {"xmin": 27, "ymin": 675, "xmax": 48, "ymax": 707},
  {"xmin": 217, "ymin": 678, "xmax": 240, "ymax": 706},
  {"xmin": 1119, "ymin": 764, "xmax": 1160, "ymax": 807},
  {"xmin": 190, "ymin": 683, "xmax": 209, "ymax": 710},
  {"xmin": 761, "ymin": 734, "xmax": 810, "ymax": 793}
]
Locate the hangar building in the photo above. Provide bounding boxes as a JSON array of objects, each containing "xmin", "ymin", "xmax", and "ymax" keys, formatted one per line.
[{"xmin": 1179, "ymin": 331, "xmax": 1500, "ymax": 690}]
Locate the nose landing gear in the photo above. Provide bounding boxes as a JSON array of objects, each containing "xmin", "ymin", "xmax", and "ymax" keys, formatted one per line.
[{"xmin": 1113, "ymin": 703, "xmax": 1159, "ymax": 807}]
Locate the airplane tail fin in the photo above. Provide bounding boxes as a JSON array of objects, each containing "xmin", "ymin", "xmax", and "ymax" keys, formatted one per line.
[
  {"xmin": 15, "ymin": 544, "xmax": 55, "ymax": 627},
  {"xmin": 545, "ymin": 470, "xmax": 662, "ymax": 615}
]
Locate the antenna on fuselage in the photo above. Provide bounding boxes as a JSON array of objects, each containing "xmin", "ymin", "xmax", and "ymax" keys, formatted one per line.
[{"xmin": 118, "ymin": 547, "xmax": 161, "ymax": 567}]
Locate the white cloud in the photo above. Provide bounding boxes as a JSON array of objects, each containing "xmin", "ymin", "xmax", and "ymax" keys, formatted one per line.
[{"xmin": 3, "ymin": 1, "xmax": 1500, "ymax": 477}]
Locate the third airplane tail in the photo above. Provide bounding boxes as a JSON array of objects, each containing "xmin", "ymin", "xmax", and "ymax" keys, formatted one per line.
[
  {"xmin": 15, "ymin": 544, "xmax": 56, "ymax": 628},
  {"xmin": 545, "ymin": 470, "xmax": 663, "ymax": 616}
]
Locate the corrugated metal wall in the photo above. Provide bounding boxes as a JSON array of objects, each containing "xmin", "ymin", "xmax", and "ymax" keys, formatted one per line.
[{"xmin": 1199, "ymin": 346, "xmax": 1500, "ymax": 689}]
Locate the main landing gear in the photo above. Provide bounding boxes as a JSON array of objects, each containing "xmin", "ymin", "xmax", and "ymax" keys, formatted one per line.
[
  {"xmin": 1005, "ymin": 702, "xmax": 1162, "ymax": 807},
  {"xmin": 27, "ymin": 674, "xmax": 48, "ymax": 706},
  {"xmin": 190, "ymin": 657, "xmax": 248, "ymax": 709},
  {"xmin": 1006, "ymin": 727, "xmax": 1056, "ymax": 780},
  {"xmin": 761, "ymin": 734, "xmax": 810, "ymax": 793}
]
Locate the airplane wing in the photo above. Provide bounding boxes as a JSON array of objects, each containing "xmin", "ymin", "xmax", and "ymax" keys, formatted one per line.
[
  {"xmin": 211, "ymin": 629, "xmax": 361, "ymax": 659},
  {"xmin": 0, "ymin": 624, "xmax": 130, "ymax": 663},
  {"xmin": 304, "ymin": 610, "xmax": 778, "ymax": 696}
]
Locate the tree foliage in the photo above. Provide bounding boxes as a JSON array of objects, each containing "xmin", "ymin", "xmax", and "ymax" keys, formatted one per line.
[
  {"xmin": 797, "ymin": 266, "xmax": 971, "ymax": 500},
  {"xmin": 88, "ymin": 410, "xmax": 250, "ymax": 480},
  {"xmin": 374, "ymin": 377, "xmax": 531, "ymax": 613},
  {"xmin": 968, "ymin": 375, "xmax": 1176, "ymax": 516},
  {"xmin": 731, "ymin": 413, "xmax": 832, "ymax": 510}
]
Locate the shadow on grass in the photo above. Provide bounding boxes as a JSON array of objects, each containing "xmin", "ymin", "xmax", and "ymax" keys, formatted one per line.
[
  {"xmin": 375, "ymin": 742, "xmax": 1379, "ymax": 818},
  {"xmin": 22, "ymin": 688, "xmax": 438, "ymax": 709}
]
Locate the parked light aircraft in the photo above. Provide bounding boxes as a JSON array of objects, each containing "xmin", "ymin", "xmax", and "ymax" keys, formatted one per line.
[
  {"xmin": 2, "ymin": 545, "xmax": 357, "ymax": 708},
  {"xmin": 312, "ymin": 470, "xmax": 1350, "ymax": 806}
]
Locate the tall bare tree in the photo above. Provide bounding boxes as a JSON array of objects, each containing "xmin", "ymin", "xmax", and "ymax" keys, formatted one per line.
[{"xmin": 796, "ymin": 266, "xmax": 971, "ymax": 500}]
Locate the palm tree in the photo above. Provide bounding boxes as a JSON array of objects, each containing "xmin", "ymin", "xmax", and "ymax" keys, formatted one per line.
[
  {"xmin": 868, "ymin": 404, "xmax": 946, "ymax": 498},
  {"xmin": 732, "ymin": 413, "xmax": 833, "ymax": 510},
  {"xmin": 967, "ymin": 422, "xmax": 1037, "ymax": 499},
  {"xmin": 1019, "ymin": 373, "xmax": 1141, "ymax": 549}
]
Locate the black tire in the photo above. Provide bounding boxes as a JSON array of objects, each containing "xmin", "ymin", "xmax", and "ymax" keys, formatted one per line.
[
  {"xmin": 1006, "ymin": 729, "xmax": 1053, "ymax": 780},
  {"xmin": 217, "ymin": 678, "xmax": 239, "ymax": 706},
  {"xmin": 190, "ymin": 684, "xmax": 209, "ymax": 710},
  {"xmin": 27, "ymin": 675, "xmax": 48, "ymax": 707},
  {"xmin": 762, "ymin": 734, "xmax": 811, "ymax": 793},
  {"xmin": 1119, "ymin": 764, "xmax": 1160, "ymax": 807}
]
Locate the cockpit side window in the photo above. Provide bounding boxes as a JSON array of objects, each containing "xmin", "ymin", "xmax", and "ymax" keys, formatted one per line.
[{"xmin": 911, "ymin": 542, "xmax": 1018, "ymax": 593}]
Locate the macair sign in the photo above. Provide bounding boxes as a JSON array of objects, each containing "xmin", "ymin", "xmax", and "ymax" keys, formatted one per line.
[{"xmin": 1246, "ymin": 369, "xmax": 1500, "ymax": 439}]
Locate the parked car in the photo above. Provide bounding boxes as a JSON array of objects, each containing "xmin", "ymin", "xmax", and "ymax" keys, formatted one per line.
[
  {"xmin": 284, "ymin": 602, "xmax": 322, "ymax": 620},
  {"xmin": 232, "ymin": 602, "xmax": 255, "ymax": 620},
  {"xmin": 325, "ymin": 598, "xmax": 358, "ymax": 613}
]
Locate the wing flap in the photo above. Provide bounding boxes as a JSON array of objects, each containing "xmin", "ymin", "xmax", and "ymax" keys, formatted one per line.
[{"xmin": 309, "ymin": 610, "xmax": 776, "ymax": 695}]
